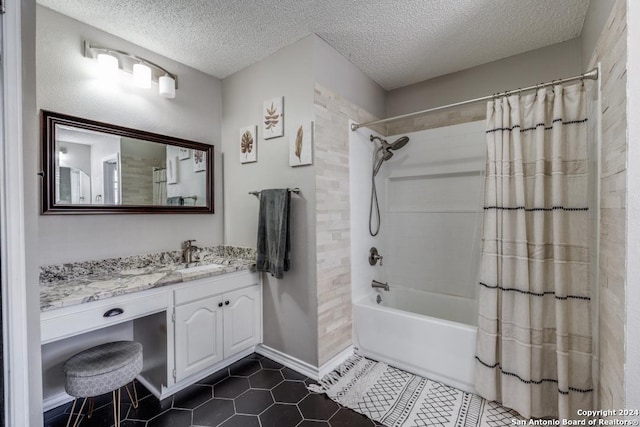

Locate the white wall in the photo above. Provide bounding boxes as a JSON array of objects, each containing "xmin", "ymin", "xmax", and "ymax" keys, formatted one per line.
[
  {"xmin": 581, "ymin": 0, "xmax": 617, "ymax": 70},
  {"xmin": 222, "ymin": 36, "xmax": 318, "ymax": 365},
  {"xmin": 166, "ymin": 145, "xmax": 206, "ymax": 205},
  {"xmin": 36, "ymin": 5, "xmax": 223, "ymax": 264},
  {"xmin": 89, "ymin": 134, "xmax": 120, "ymax": 204},
  {"xmin": 314, "ymin": 36, "xmax": 386, "ymax": 119},
  {"xmin": 23, "ymin": 0, "xmax": 44, "ymax": 423},
  {"xmin": 387, "ymin": 38, "xmax": 582, "ymax": 117},
  {"xmin": 625, "ymin": 0, "xmax": 640, "ymax": 409},
  {"xmin": 58, "ymin": 142, "xmax": 91, "ymax": 175}
]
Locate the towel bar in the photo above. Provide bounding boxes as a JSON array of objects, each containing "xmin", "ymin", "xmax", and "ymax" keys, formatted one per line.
[{"xmin": 249, "ymin": 188, "xmax": 301, "ymax": 198}]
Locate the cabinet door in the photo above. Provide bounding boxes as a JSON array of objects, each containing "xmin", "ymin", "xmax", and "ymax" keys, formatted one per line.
[
  {"xmin": 223, "ymin": 285, "xmax": 261, "ymax": 357},
  {"xmin": 175, "ymin": 295, "xmax": 224, "ymax": 382}
]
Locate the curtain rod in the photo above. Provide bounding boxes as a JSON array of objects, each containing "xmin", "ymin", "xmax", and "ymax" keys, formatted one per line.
[{"xmin": 350, "ymin": 67, "xmax": 599, "ymax": 132}]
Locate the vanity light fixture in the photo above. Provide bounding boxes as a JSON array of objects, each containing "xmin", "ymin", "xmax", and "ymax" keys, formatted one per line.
[
  {"xmin": 133, "ymin": 63, "xmax": 152, "ymax": 88},
  {"xmin": 96, "ymin": 53, "xmax": 119, "ymax": 78},
  {"xmin": 84, "ymin": 40, "xmax": 178, "ymax": 99},
  {"xmin": 159, "ymin": 75, "xmax": 176, "ymax": 99}
]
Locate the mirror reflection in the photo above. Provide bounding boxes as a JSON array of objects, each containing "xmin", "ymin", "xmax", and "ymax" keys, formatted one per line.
[
  {"xmin": 55, "ymin": 125, "xmax": 207, "ymax": 207},
  {"xmin": 42, "ymin": 110, "xmax": 214, "ymax": 214}
]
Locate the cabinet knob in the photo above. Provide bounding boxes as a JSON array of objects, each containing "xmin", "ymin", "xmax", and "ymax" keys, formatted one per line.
[
  {"xmin": 225, "ymin": 300, "xmax": 230, "ymax": 306},
  {"xmin": 103, "ymin": 308, "xmax": 124, "ymax": 318},
  {"xmin": 218, "ymin": 302, "xmax": 223, "ymax": 307}
]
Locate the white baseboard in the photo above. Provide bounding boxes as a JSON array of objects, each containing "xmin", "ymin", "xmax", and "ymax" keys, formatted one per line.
[
  {"xmin": 256, "ymin": 344, "xmax": 354, "ymax": 381},
  {"xmin": 156, "ymin": 347, "xmax": 255, "ymax": 400},
  {"xmin": 42, "ymin": 392, "xmax": 73, "ymax": 413},
  {"xmin": 256, "ymin": 344, "xmax": 319, "ymax": 379},
  {"xmin": 319, "ymin": 345, "xmax": 355, "ymax": 379}
]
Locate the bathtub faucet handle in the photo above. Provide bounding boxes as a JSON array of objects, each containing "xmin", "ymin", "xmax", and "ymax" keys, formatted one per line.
[{"xmin": 369, "ymin": 247, "xmax": 383, "ymax": 266}]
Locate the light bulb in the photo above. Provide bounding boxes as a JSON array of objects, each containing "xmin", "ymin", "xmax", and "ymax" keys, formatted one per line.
[
  {"xmin": 159, "ymin": 75, "xmax": 176, "ymax": 99},
  {"xmin": 133, "ymin": 63, "xmax": 152, "ymax": 88},
  {"xmin": 96, "ymin": 53, "xmax": 118, "ymax": 79}
]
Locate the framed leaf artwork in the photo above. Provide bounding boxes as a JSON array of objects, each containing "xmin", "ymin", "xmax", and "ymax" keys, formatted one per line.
[
  {"xmin": 193, "ymin": 150, "xmax": 206, "ymax": 172},
  {"xmin": 263, "ymin": 96, "xmax": 284, "ymax": 139},
  {"xmin": 178, "ymin": 147, "xmax": 190, "ymax": 160},
  {"xmin": 289, "ymin": 122, "xmax": 313, "ymax": 167},
  {"xmin": 239, "ymin": 125, "xmax": 257, "ymax": 164}
]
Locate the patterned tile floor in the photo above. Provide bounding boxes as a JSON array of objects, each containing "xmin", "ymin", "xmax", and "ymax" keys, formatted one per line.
[{"xmin": 44, "ymin": 353, "xmax": 386, "ymax": 427}]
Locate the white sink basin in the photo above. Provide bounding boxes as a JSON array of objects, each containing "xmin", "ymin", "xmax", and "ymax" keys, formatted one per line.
[{"xmin": 176, "ymin": 263, "xmax": 226, "ymax": 274}]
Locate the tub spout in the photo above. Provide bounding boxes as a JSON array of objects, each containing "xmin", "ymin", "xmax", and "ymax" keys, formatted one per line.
[{"xmin": 371, "ymin": 280, "xmax": 389, "ymax": 291}]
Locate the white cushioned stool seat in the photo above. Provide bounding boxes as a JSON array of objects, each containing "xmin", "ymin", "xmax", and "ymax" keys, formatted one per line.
[{"xmin": 63, "ymin": 341, "xmax": 143, "ymax": 398}]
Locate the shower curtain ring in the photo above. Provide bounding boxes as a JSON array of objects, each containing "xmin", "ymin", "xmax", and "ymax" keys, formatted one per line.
[{"xmin": 535, "ymin": 83, "xmax": 543, "ymax": 96}]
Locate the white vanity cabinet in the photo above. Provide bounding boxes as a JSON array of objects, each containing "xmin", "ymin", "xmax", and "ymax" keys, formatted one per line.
[
  {"xmin": 174, "ymin": 294, "xmax": 225, "ymax": 380},
  {"xmin": 173, "ymin": 271, "xmax": 261, "ymax": 383},
  {"xmin": 41, "ymin": 269, "xmax": 261, "ymax": 410},
  {"xmin": 223, "ymin": 285, "xmax": 261, "ymax": 356}
]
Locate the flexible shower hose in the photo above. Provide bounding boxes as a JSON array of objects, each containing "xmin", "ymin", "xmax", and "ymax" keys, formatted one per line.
[{"xmin": 369, "ymin": 161, "xmax": 381, "ymax": 236}]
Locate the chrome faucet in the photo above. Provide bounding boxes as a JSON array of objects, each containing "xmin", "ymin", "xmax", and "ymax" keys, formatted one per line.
[
  {"xmin": 182, "ymin": 239, "xmax": 200, "ymax": 264},
  {"xmin": 371, "ymin": 280, "xmax": 389, "ymax": 291}
]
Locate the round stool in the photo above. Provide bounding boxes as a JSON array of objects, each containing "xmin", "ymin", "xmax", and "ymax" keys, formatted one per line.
[{"xmin": 63, "ymin": 341, "xmax": 143, "ymax": 427}]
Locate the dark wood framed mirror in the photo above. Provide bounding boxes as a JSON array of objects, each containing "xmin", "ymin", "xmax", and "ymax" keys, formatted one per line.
[{"xmin": 41, "ymin": 110, "xmax": 214, "ymax": 214}]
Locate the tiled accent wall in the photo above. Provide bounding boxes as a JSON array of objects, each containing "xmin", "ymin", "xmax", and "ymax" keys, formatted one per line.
[
  {"xmin": 588, "ymin": 0, "xmax": 627, "ymax": 410},
  {"xmin": 120, "ymin": 154, "xmax": 163, "ymax": 205},
  {"xmin": 388, "ymin": 103, "xmax": 486, "ymax": 135},
  {"xmin": 313, "ymin": 84, "xmax": 383, "ymax": 365}
]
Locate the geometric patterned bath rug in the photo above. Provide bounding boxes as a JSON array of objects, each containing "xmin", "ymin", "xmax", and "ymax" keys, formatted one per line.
[{"xmin": 308, "ymin": 355, "xmax": 524, "ymax": 427}]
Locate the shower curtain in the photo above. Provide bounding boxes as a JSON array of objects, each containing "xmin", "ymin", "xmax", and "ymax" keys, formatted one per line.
[
  {"xmin": 153, "ymin": 167, "xmax": 167, "ymax": 205},
  {"xmin": 474, "ymin": 83, "xmax": 593, "ymax": 419}
]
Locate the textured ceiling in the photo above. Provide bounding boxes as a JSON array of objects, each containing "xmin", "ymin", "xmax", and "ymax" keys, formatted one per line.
[{"xmin": 36, "ymin": 0, "xmax": 590, "ymax": 90}]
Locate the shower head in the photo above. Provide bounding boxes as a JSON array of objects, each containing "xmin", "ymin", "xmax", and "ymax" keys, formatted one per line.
[
  {"xmin": 370, "ymin": 135, "xmax": 410, "ymax": 151},
  {"xmin": 370, "ymin": 135, "xmax": 409, "ymax": 177},
  {"xmin": 368, "ymin": 134, "xmax": 410, "ymax": 236},
  {"xmin": 389, "ymin": 136, "xmax": 410, "ymax": 150}
]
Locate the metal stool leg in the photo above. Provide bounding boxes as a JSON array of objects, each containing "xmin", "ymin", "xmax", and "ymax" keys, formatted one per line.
[
  {"xmin": 125, "ymin": 380, "xmax": 139, "ymax": 409},
  {"xmin": 65, "ymin": 398, "xmax": 87, "ymax": 427},
  {"xmin": 112, "ymin": 389, "xmax": 122, "ymax": 426},
  {"xmin": 87, "ymin": 397, "xmax": 95, "ymax": 419}
]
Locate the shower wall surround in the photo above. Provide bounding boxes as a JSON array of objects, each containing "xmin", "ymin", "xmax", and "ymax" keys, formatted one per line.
[
  {"xmin": 383, "ymin": 121, "xmax": 485, "ymax": 316},
  {"xmin": 586, "ymin": 0, "xmax": 627, "ymax": 411}
]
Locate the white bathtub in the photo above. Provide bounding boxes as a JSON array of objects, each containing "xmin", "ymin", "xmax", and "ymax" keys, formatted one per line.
[{"xmin": 353, "ymin": 287, "xmax": 478, "ymax": 393}]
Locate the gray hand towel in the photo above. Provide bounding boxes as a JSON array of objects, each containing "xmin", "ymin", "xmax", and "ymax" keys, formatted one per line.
[
  {"xmin": 256, "ymin": 189, "xmax": 291, "ymax": 279},
  {"xmin": 167, "ymin": 196, "xmax": 183, "ymax": 206}
]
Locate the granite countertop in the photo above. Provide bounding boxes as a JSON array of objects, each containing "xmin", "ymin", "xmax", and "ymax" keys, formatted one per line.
[{"xmin": 40, "ymin": 246, "xmax": 257, "ymax": 312}]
